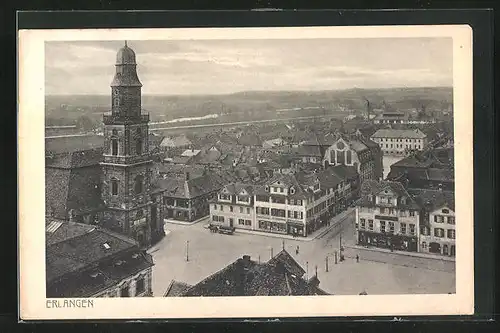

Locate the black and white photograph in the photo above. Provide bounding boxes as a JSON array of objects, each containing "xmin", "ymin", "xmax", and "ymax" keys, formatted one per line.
[{"xmin": 19, "ymin": 25, "xmax": 474, "ymax": 319}]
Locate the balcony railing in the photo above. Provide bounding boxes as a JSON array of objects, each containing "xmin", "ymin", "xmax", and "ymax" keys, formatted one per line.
[{"xmin": 103, "ymin": 113, "xmax": 150, "ymax": 125}]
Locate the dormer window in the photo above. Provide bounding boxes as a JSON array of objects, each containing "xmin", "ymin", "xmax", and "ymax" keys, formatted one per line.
[
  {"xmin": 103, "ymin": 242, "xmax": 111, "ymax": 250},
  {"xmin": 290, "ymin": 187, "xmax": 295, "ymax": 195},
  {"xmin": 265, "ymin": 185, "xmax": 269, "ymax": 192}
]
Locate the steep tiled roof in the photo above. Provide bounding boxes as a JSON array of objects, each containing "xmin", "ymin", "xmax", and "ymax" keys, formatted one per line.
[
  {"xmin": 409, "ymin": 189, "xmax": 455, "ymax": 212},
  {"xmin": 46, "ymin": 220, "xmax": 96, "ymax": 246},
  {"xmin": 167, "ymin": 251, "xmax": 328, "ymax": 297},
  {"xmin": 163, "ymin": 280, "xmax": 193, "ymax": 297},
  {"xmin": 46, "ymin": 148, "xmax": 103, "ymax": 169},
  {"xmin": 292, "ymin": 145, "xmax": 323, "ymax": 157},
  {"xmin": 357, "ymin": 180, "xmax": 420, "ymax": 210},
  {"xmin": 45, "ymin": 157, "xmax": 104, "ymax": 219},
  {"xmin": 46, "ymin": 224, "xmax": 152, "ymax": 297},
  {"xmin": 157, "ymin": 173, "xmax": 227, "ymax": 199},
  {"xmin": 45, "ymin": 135, "xmax": 104, "ymax": 154},
  {"xmin": 371, "ymin": 128, "xmax": 427, "ymax": 139}
]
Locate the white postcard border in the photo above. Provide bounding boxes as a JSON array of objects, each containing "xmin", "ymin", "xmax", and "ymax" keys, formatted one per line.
[{"xmin": 18, "ymin": 25, "xmax": 474, "ymax": 320}]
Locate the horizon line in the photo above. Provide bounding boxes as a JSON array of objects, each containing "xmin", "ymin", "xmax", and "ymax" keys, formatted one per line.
[{"xmin": 46, "ymin": 86, "xmax": 453, "ymax": 97}]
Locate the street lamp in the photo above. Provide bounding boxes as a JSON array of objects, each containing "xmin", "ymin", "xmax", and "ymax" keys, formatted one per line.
[{"xmin": 186, "ymin": 240, "xmax": 189, "ymax": 262}]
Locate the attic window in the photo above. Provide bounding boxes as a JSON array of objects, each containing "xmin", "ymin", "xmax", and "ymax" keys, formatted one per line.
[
  {"xmin": 265, "ymin": 185, "xmax": 269, "ymax": 192},
  {"xmin": 103, "ymin": 243, "xmax": 111, "ymax": 250},
  {"xmin": 290, "ymin": 187, "xmax": 295, "ymax": 195},
  {"xmin": 442, "ymin": 208, "xmax": 449, "ymax": 214}
]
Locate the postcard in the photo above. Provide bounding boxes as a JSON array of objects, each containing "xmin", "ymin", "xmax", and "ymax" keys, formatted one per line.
[{"xmin": 18, "ymin": 25, "xmax": 473, "ymax": 320}]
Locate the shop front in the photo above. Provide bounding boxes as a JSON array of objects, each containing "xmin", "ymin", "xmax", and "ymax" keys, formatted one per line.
[
  {"xmin": 258, "ymin": 220, "xmax": 287, "ymax": 234},
  {"xmin": 357, "ymin": 230, "xmax": 418, "ymax": 252},
  {"xmin": 287, "ymin": 221, "xmax": 305, "ymax": 237}
]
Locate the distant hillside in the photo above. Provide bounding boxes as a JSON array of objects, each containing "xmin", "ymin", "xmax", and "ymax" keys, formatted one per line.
[{"xmin": 45, "ymin": 87, "xmax": 453, "ymax": 127}]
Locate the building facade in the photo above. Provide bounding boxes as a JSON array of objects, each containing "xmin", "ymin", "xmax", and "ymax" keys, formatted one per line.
[
  {"xmin": 210, "ymin": 166, "xmax": 359, "ymax": 237},
  {"xmin": 371, "ymin": 129, "xmax": 428, "ymax": 156},
  {"xmin": 412, "ymin": 189, "xmax": 456, "ymax": 257},
  {"xmin": 100, "ymin": 42, "xmax": 163, "ymax": 247},
  {"xmin": 355, "ymin": 180, "xmax": 421, "ymax": 252},
  {"xmin": 210, "ymin": 183, "xmax": 256, "ymax": 230},
  {"xmin": 322, "ymin": 136, "xmax": 383, "ymax": 183}
]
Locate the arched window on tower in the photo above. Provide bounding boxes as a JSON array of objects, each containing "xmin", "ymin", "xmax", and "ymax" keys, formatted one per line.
[
  {"xmin": 134, "ymin": 175, "xmax": 144, "ymax": 194},
  {"xmin": 111, "ymin": 138, "xmax": 118, "ymax": 156},
  {"xmin": 111, "ymin": 178, "xmax": 119, "ymax": 196},
  {"xmin": 135, "ymin": 128, "xmax": 142, "ymax": 155}
]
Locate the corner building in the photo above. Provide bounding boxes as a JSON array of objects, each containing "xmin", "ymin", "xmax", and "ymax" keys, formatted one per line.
[{"xmin": 100, "ymin": 42, "xmax": 161, "ymax": 247}]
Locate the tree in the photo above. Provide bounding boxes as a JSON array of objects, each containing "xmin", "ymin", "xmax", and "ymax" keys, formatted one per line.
[{"xmin": 76, "ymin": 115, "xmax": 95, "ymax": 131}]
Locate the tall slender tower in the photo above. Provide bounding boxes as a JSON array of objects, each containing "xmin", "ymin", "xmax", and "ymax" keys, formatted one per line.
[{"xmin": 101, "ymin": 41, "xmax": 153, "ymax": 247}]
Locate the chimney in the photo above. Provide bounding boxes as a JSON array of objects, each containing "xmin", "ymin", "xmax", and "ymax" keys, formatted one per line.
[
  {"xmin": 185, "ymin": 171, "xmax": 190, "ymax": 181},
  {"xmin": 241, "ymin": 255, "xmax": 252, "ymax": 268}
]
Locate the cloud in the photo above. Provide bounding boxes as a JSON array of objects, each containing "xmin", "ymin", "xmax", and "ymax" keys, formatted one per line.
[{"xmin": 45, "ymin": 38, "xmax": 453, "ymax": 95}]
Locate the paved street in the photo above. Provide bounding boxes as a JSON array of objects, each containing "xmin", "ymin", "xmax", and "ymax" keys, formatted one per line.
[{"xmin": 149, "ymin": 210, "xmax": 455, "ymax": 297}]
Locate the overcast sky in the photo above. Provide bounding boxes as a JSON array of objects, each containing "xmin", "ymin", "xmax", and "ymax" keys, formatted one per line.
[{"xmin": 45, "ymin": 38, "xmax": 452, "ymax": 95}]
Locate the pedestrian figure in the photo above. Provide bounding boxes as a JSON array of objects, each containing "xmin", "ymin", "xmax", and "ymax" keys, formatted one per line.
[
  {"xmin": 296, "ymin": 245, "xmax": 299, "ymax": 255},
  {"xmin": 356, "ymin": 254, "xmax": 359, "ymax": 263}
]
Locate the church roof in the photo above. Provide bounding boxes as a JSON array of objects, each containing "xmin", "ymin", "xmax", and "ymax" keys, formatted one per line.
[
  {"xmin": 115, "ymin": 41, "xmax": 136, "ymax": 65},
  {"xmin": 46, "ymin": 223, "xmax": 153, "ymax": 297}
]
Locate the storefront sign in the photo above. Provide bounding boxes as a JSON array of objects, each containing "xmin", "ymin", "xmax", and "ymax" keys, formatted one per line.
[{"xmin": 375, "ymin": 215, "xmax": 398, "ymax": 221}]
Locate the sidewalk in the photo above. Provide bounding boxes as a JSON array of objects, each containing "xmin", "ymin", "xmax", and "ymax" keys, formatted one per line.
[
  {"xmin": 164, "ymin": 216, "xmax": 209, "ymax": 226},
  {"xmin": 204, "ymin": 208, "xmax": 355, "ymax": 242},
  {"xmin": 345, "ymin": 244, "xmax": 456, "ymax": 262}
]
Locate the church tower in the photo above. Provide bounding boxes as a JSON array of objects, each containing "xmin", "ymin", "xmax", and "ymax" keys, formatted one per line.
[{"xmin": 101, "ymin": 41, "xmax": 153, "ymax": 247}]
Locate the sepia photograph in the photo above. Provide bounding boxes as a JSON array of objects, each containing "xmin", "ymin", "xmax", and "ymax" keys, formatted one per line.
[{"xmin": 19, "ymin": 25, "xmax": 474, "ymax": 319}]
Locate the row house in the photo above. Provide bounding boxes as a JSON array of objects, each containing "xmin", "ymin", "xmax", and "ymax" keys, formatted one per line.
[
  {"xmin": 153, "ymin": 172, "xmax": 229, "ymax": 223},
  {"xmin": 210, "ymin": 183, "xmax": 256, "ymax": 230},
  {"xmin": 371, "ymin": 129, "xmax": 428, "ymax": 156},
  {"xmin": 210, "ymin": 165, "xmax": 359, "ymax": 237},
  {"xmin": 411, "ymin": 189, "xmax": 456, "ymax": 257},
  {"xmin": 355, "ymin": 180, "xmax": 421, "ymax": 252}
]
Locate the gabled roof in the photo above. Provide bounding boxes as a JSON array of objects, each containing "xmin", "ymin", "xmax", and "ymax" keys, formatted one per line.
[
  {"xmin": 221, "ymin": 183, "xmax": 254, "ymax": 196},
  {"xmin": 46, "ymin": 224, "xmax": 143, "ymax": 285},
  {"xmin": 45, "ymin": 160, "xmax": 104, "ymax": 220},
  {"xmin": 357, "ymin": 180, "xmax": 420, "ymax": 210},
  {"xmin": 163, "ymin": 280, "xmax": 193, "ymax": 297},
  {"xmin": 46, "ymin": 148, "xmax": 103, "ymax": 169},
  {"xmin": 409, "ymin": 189, "xmax": 455, "ymax": 212},
  {"xmin": 166, "ymin": 250, "xmax": 329, "ymax": 297},
  {"xmin": 292, "ymin": 145, "xmax": 323, "ymax": 157},
  {"xmin": 46, "ymin": 219, "xmax": 96, "ymax": 246},
  {"xmin": 371, "ymin": 128, "xmax": 427, "ymax": 139},
  {"xmin": 45, "ymin": 135, "xmax": 104, "ymax": 155},
  {"xmin": 156, "ymin": 173, "xmax": 227, "ymax": 198}
]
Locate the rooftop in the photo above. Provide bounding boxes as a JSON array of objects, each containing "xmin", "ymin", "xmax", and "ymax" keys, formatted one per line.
[
  {"xmin": 371, "ymin": 128, "xmax": 427, "ymax": 139},
  {"xmin": 164, "ymin": 250, "xmax": 328, "ymax": 297}
]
